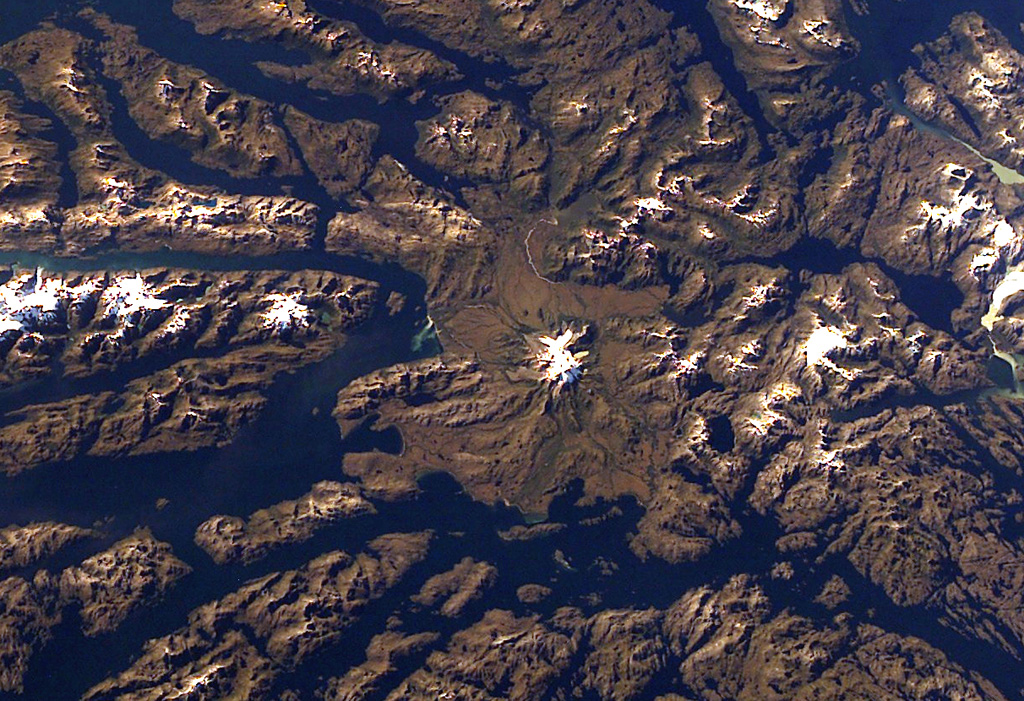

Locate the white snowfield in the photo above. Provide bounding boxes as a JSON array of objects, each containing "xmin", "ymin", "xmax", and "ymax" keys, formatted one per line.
[
  {"xmin": 260, "ymin": 292, "xmax": 313, "ymax": 332},
  {"xmin": 0, "ymin": 268, "xmax": 101, "ymax": 335},
  {"xmin": 804, "ymin": 320, "xmax": 856, "ymax": 380},
  {"xmin": 535, "ymin": 329, "xmax": 588, "ymax": 391},
  {"xmin": 0, "ymin": 267, "xmax": 326, "ymax": 346},
  {"xmin": 100, "ymin": 273, "xmax": 169, "ymax": 325},
  {"xmin": 0, "ymin": 269, "xmax": 173, "ymax": 337}
]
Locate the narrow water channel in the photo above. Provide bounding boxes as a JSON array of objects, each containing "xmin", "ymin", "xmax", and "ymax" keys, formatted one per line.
[{"xmin": 2, "ymin": 1, "xmax": 1024, "ymax": 698}]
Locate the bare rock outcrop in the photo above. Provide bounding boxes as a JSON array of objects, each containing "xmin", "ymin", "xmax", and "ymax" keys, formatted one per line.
[
  {"xmin": 317, "ymin": 631, "xmax": 440, "ymax": 701},
  {"xmin": 411, "ymin": 557, "xmax": 497, "ymax": 618},
  {"xmin": 903, "ymin": 13, "xmax": 1024, "ymax": 171},
  {"xmin": 0, "ymin": 572, "xmax": 61, "ymax": 693},
  {"xmin": 0, "ymin": 90, "xmax": 64, "ymax": 251},
  {"xmin": 90, "ymin": 12, "xmax": 303, "ymax": 179},
  {"xmin": 84, "ymin": 532, "xmax": 432, "ymax": 700},
  {"xmin": 0, "ymin": 26, "xmax": 320, "ymax": 255},
  {"xmin": 58, "ymin": 530, "xmax": 191, "ymax": 636},
  {"xmin": 0, "ymin": 522, "xmax": 94, "ymax": 574},
  {"xmin": 326, "ymin": 156, "xmax": 493, "ymax": 306},
  {"xmin": 283, "ymin": 106, "xmax": 378, "ymax": 199},
  {"xmin": 172, "ymin": 0, "xmax": 459, "ymax": 99},
  {"xmin": 416, "ymin": 91, "xmax": 549, "ymax": 203},
  {"xmin": 195, "ymin": 481, "xmax": 376, "ymax": 565},
  {"xmin": 379, "ymin": 576, "xmax": 1004, "ymax": 699}
]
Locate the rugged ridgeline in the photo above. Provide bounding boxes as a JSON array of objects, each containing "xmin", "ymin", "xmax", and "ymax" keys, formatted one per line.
[{"xmin": 3, "ymin": 0, "xmax": 1024, "ymax": 699}]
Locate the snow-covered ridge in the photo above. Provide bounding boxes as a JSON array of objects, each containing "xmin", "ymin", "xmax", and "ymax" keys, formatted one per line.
[
  {"xmin": 100, "ymin": 273, "xmax": 169, "ymax": 326},
  {"xmin": 0, "ymin": 268, "xmax": 185, "ymax": 345},
  {"xmin": 733, "ymin": 0, "xmax": 786, "ymax": 23},
  {"xmin": 533, "ymin": 329, "xmax": 588, "ymax": 392},
  {"xmin": 260, "ymin": 292, "xmax": 313, "ymax": 332},
  {"xmin": 0, "ymin": 268, "xmax": 332, "ymax": 343},
  {"xmin": 0, "ymin": 266, "xmax": 380, "ymax": 390},
  {"xmin": 919, "ymin": 163, "xmax": 1024, "ymax": 391},
  {"xmin": 804, "ymin": 319, "xmax": 858, "ymax": 380},
  {"xmin": 0, "ymin": 268, "xmax": 103, "ymax": 336}
]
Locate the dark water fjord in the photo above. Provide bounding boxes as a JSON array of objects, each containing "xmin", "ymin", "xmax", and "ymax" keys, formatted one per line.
[
  {"xmin": 0, "ymin": 2, "xmax": 662, "ymax": 697},
  {"xmin": 0, "ymin": 0, "xmax": 1023, "ymax": 698}
]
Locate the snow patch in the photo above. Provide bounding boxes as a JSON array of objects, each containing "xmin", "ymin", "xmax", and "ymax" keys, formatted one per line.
[
  {"xmin": 0, "ymin": 269, "xmax": 99, "ymax": 336},
  {"xmin": 101, "ymin": 274, "xmax": 168, "ymax": 326},
  {"xmin": 723, "ymin": 338, "xmax": 762, "ymax": 376},
  {"xmin": 261, "ymin": 292, "xmax": 313, "ymax": 332},
  {"xmin": 742, "ymin": 279, "xmax": 780, "ymax": 310},
  {"xmin": 734, "ymin": 0, "xmax": 786, "ymax": 22},
  {"xmin": 534, "ymin": 329, "xmax": 588, "ymax": 392},
  {"xmin": 804, "ymin": 320, "xmax": 858, "ymax": 379}
]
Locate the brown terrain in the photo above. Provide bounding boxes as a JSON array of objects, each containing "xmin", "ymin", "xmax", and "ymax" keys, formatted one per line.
[{"xmin": 1, "ymin": 0, "xmax": 1024, "ymax": 699}]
